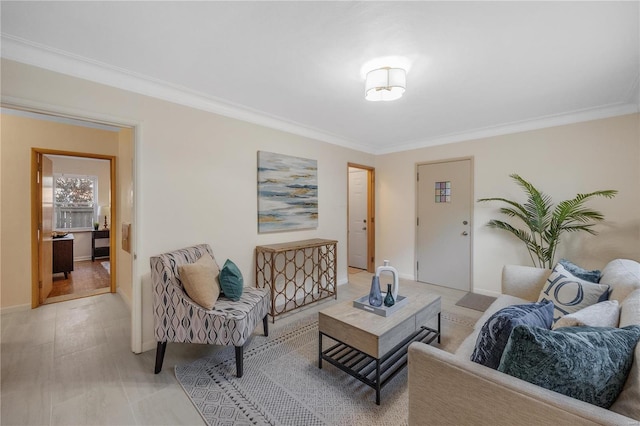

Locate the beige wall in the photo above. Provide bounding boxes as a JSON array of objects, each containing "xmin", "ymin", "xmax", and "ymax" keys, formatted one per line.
[
  {"xmin": 376, "ymin": 113, "xmax": 640, "ymax": 295},
  {"xmin": 49, "ymin": 155, "xmax": 111, "ymax": 260},
  {"xmin": 1, "ymin": 113, "xmax": 120, "ymax": 308},
  {"xmin": 1, "ymin": 59, "xmax": 375, "ymax": 349},
  {"xmin": 2, "ymin": 58, "xmax": 636, "ymax": 348}
]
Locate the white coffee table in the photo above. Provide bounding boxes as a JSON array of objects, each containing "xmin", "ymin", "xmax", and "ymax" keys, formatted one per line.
[{"xmin": 318, "ymin": 281, "xmax": 441, "ymax": 404}]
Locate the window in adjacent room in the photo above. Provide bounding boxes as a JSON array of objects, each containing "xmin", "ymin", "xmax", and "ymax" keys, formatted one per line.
[{"xmin": 54, "ymin": 174, "xmax": 98, "ymax": 230}]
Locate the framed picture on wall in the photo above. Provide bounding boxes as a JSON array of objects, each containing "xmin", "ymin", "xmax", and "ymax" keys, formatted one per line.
[{"xmin": 257, "ymin": 151, "xmax": 318, "ymax": 233}]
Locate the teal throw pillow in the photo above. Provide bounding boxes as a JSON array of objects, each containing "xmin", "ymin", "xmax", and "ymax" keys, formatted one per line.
[
  {"xmin": 559, "ymin": 259, "xmax": 601, "ymax": 283},
  {"xmin": 219, "ymin": 259, "xmax": 244, "ymax": 301},
  {"xmin": 470, "ymin": 301, "xmax": 554, "ymax": 369},
  {"xmin": 498, "ymin": 325, "xmax": 640, "ymax": 408}
]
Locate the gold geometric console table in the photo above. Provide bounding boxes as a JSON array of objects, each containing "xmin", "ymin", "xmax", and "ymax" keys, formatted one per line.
[{"xmin": 255, "ymin": 238, "xmax": 338, "ymax": 321}]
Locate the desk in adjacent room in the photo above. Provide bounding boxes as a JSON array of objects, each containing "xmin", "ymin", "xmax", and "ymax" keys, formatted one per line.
[{"xmin": 53, "ymin": 233, "xmax": 74, "ymax": 278}]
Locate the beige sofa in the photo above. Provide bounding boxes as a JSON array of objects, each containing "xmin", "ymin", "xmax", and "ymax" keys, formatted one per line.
[{"xmin": 408, "ymin": 259, "xmax": 640, "ymax": 425}]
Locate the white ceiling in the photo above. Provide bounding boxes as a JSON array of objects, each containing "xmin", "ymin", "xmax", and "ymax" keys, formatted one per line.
[{"xmin": 1, "ymin": 1, "xmax": 638, "ymax": 154}]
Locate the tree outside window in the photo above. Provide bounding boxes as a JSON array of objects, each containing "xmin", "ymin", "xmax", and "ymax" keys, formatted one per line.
[{"xmin": 54, "ymin": 174, "xmax": 98, "ymax": 230}]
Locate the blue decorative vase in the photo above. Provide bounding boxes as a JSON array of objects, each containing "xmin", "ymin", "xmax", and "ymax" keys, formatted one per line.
[
  {"xmin": 368, "ymin": 276, "xmax": 383, "ymax": 307},
  {"xmin": 383, "ymin": 283, "xmax": 395, "ymax": 307}
]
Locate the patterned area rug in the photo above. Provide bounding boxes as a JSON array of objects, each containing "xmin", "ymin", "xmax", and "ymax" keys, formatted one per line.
[{"xmin": 175, "ymin": 310, "xmax": 475, "ymax": 425}]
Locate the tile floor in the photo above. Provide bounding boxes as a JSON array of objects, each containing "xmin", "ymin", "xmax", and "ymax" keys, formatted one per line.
[{"xmin": 1, "ymin": 271, "xmax": 482, "ymax": 425}]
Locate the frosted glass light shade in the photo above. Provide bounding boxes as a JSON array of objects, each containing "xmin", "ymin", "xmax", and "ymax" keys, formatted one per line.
[{"xmin": 365, "ymin": 67, "xmax": 406, "ymax": 101}]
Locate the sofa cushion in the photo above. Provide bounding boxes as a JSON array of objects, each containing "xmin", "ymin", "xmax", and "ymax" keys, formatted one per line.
[
  {"xmin": 177, "ymin": 253, "xmax": 220, "ymax": 310},
  {"xmin": 502, "ymin": 265, "xmax": 551, "ymax": 302},
  {"xmin": 219, "ymin": 259, "xmax": 244, "ymax": 301},
  {"xmin": 470, "ymin": 301, "xmax": 554, "ymax": 369},
  {"xmin": 552, "ymin": 300, "xmax": 619, "ymax": 330},
  {"xmin": 610, "ymin": 343, "xmax": 640, "ymax": 421},
  {"xmin": 559, "ymin": 259, "xmax": 601, "ymax": 283},
  {"xmin": 538, "ymin": 263, "xmax": 610, "ymax": 322},
  {"xmin": 600, "ymin": 259, "xmax": 640, "ymax": 303},
  {"xmin": 610, "ymin": 289, "xmax": 640, "ymax": 421},
  {"xmin": 619, "ymin": 289, "xmax": 640, "ymax": 328},
  {"xmin": 498, "ymin": 325, "xmax": 640, "ymax": 409}
]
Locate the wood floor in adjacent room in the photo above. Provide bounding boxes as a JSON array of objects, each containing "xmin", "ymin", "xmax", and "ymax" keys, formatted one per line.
[{"xmin": 46, "ymin": 259, "xmax": 111, "ymax": 304}]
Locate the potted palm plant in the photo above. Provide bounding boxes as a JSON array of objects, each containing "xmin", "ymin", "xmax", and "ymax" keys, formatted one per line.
[{"xmin": 478, "ymin": 174, "xmax": 617, "ymax": 269}]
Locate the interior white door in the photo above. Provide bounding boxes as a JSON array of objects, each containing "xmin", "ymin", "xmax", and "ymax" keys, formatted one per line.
[
  {"xmin": 416, "ymin": 159, "xmax": 472, "ymax": 291},
  {"xmin": 348, "ymin": 168, "xmax": 368, "ymax": 269}
]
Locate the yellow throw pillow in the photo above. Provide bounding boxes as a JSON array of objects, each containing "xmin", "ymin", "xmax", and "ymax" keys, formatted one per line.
[{"xmin": 178, "ymin": 253, "xmax": 220, "ymax": 310}]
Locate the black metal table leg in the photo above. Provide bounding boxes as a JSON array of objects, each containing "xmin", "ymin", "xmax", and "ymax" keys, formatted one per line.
[
  {"xmin": 437, "ymin": 312, "xmax": 441, "ymax": 344},
  {"xmin": 375, "ymin": 359, "xmax": 381, "ymax": 405},
  {"xmin": 318, "ymin": 332, "xmax": 323, "ymax": 369}
]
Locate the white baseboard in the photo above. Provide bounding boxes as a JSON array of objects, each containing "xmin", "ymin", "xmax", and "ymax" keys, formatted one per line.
[
  {"xmin": 117, "ymin": 287, "xmax": 132, "ymax": 311},
  {"xmin": 399, "ymin": 272, "xmax": 415, "ymax": 281},
  {"xmin": 142, "ymin": 340, "xmax": 157, "ymax": 353},
  {"xmin": 0, "ymin": 303, "xmax": 31, "ymax": 315},
  {"xmin": 471, "ymin": 288, "xmax": 502, "ymax": 298}
]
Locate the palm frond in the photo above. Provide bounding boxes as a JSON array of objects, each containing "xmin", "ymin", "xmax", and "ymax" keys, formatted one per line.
[
  {"xmin": 480, "ymin": 175, "xmax": 616, "ymax": 268},
  {"xmin": 486, "ymin": 220, "xmax": 544, "ymax": 267},
  {"xmin": 478, "ymin": 197, "xmax": 528, "ymax": 215}
]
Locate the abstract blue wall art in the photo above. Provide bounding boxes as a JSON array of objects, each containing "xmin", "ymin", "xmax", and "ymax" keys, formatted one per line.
[{"xmin": 257, "ymin": 151, "xmax": 318, "ymax": 233}]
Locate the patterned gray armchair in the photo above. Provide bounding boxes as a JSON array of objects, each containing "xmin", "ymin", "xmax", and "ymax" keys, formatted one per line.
[{"xmin": 150, "ymin": 244, "xmax": 270, "ymax": 377}]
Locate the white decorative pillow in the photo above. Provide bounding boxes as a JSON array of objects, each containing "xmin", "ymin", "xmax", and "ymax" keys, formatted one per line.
[
  {"xmin": 178, "ymin": 253, "xmax": 220, "ymax": 310},
  {"xmin": 552, "ymin": 300, "xmax": 619, "ymax": 330},
  {"xmin": 538, "ymin": 263, "xmax": 610, "ymax": 322}
]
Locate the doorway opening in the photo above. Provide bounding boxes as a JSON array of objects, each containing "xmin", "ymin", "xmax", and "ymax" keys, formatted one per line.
[
  {"xmin": 33, "ymin": 149, "xmax": 117, "ymax": 306},
  {"xmin": 347, "ymin": 163, "xmax": 375, "ymax": 274},
  {"xmin": 45, "ymin": 153, "xmax": 113, "ymax": 304},
  {"xmin": 4, "ymin": 104, "xmax": 137, "ymax": 351}
]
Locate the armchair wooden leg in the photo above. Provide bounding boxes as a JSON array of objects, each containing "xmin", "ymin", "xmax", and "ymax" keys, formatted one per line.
[
  {"xmin": 263, "ymin": 314, "xmax": 269, "ymax": 337},
  {"xmin": 154, "ymin": 342, "xmax": 167, "ymax": 374},
  {"xmin": 235, "ymin": 345, "xmax": 244, "ymax": 377}
]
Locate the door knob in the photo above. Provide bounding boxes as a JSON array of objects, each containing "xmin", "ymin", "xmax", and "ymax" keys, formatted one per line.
[
  {"xmin": 462, "ymin": 231, "xmax": 469, "ymax": 236},
  {"xmin": 362, "ymin": 227, "xmax": 367, "ymax": 231}
]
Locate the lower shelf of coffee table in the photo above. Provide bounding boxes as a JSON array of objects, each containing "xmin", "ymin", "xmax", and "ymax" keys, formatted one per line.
[{"xmin": 318, "ymin": 324, "xmax": 440, "ymax": 405}]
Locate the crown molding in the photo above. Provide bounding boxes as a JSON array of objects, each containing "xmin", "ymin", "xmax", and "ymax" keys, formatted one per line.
[
  {"xmin": 0, "ymin": 106, "xmax": 123, "ymax": 132},
  {"xmin": 374, "ymin": 102, "xmax": 639, "ymax": 155},
  {"xmin": 2, "ymin": 34, "xmax": 636, "ymax": 157},
  {"xmin": 1, "ymin": 34, "xmax": 373, "ymax": 154}
]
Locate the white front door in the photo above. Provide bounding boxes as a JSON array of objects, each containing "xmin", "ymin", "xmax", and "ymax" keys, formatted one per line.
[
  {"xmin": 416, "ymin": 159, "xmax": 472, "ymax": 291},
  {"xmin": 348, "ymin": 168, "xmax": 368, "ymax": 269}
]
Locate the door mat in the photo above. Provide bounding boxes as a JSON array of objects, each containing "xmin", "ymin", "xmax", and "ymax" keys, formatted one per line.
[{"xmin": 455, "ymin": 292, "xmax": 496, "ymax": 312}]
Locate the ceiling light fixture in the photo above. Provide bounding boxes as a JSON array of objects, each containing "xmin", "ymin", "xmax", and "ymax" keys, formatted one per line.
[{"xmin": 365, "ymin": 67, "xmax": 406, "ymax": 102}]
